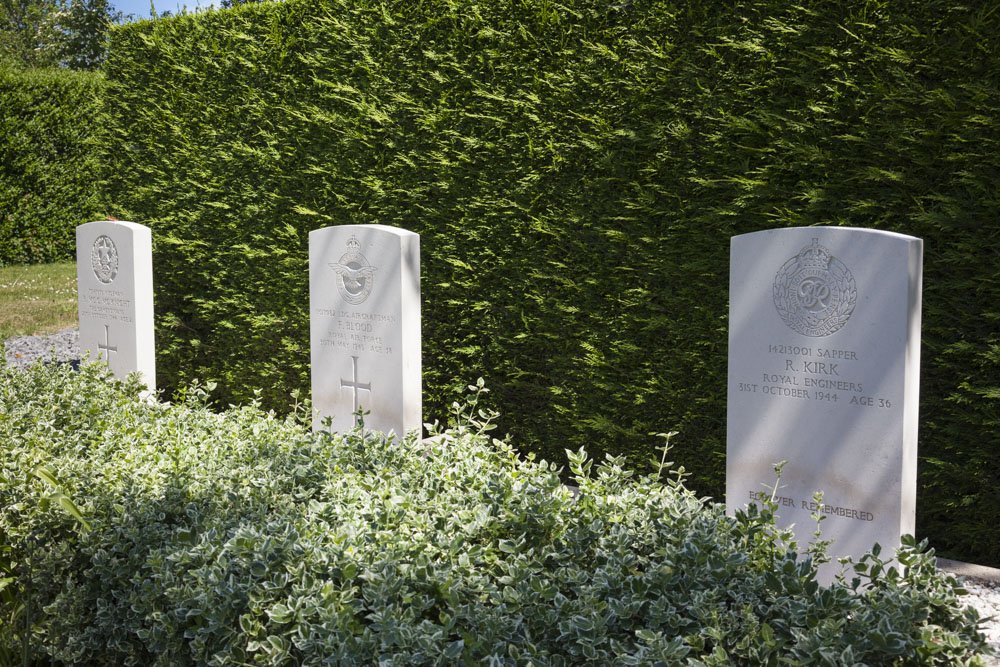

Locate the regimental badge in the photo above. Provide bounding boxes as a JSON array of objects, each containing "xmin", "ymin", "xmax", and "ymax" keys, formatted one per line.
[
  {"xmin": 91, "ymin": 235, "xmax": 118, "ymax": 284},
  {"xmin": 773, "ymin": 238, "xmax": 857, "ymax": 337},
  {"xmin": 329, "ymin": 235, "xmax": 376, "ymax": 305}
]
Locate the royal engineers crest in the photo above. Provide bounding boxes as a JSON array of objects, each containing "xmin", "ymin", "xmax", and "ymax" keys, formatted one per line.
[
  {"xmin": 91, "ymin": 235, "xmax": 118, "ymax": 284},
  {"xmin": 773, "ymin": 238, "xmax": 857, "ymax": 337},
  {"xmin": 329, "ymin": 235, "xmax": 376, "ymax": 305}
]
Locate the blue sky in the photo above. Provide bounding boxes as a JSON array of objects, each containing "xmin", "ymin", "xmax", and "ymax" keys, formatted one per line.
[{"xmin": 113, "ymin": 0, "xmax": 221, "ymax": 22}]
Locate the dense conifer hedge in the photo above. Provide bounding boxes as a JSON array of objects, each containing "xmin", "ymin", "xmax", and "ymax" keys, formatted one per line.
[
  {"xmin": 98, "ymin": 1, "xmax": 1000, "ymax": 566},
  {"xmin": 0, "ymin": 66, "xmax": 105, "ymax": 265}
]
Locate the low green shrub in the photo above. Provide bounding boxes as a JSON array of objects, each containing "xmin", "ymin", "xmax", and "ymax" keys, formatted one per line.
[{"xmin": 0, "ymin": 363, "xmax": 992, "ymax": 665}]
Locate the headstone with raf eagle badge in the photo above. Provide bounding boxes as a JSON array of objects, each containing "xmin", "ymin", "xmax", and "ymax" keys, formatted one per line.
[
  {"xmin": 76, "ymin": 220, "xmax": 156, "ymax": 393},
  {"xmin": 309, "ymin": 224, "xmax": 421, "ymax": 437},
  {"xmin": 727, "ymin": 226, "xmax": 922, "ymax": 583}
]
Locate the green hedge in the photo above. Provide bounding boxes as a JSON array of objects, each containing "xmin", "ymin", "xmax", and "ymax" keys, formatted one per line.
[
  {"xmin": 98, "ymin": 1, "xmax": 1000, "ymax": 566},
  {"xmin": 0, "ymin": 65, "xmax": 106, "ymax": 265},
  {"xmin": 0, "ymin": 361, "xmax": 992, "ymax": 664}
]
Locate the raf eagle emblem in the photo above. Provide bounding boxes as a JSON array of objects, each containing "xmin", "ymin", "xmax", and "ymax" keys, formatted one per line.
[{"xmin": 330, "ymin": 235, "xmax": 376, "ymax": 305}]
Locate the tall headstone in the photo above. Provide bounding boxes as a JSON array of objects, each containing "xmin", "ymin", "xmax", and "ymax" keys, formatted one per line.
[
  {"xmin": 310, "ymin": 224, "xmax": 421, "ymax": 436},
  {"xmin": 76, "ymin": 220, "xmax": 155, "ymax": 392},
  {"xmin": 727, "ymin": 226, "xmax": 922, "ymax": 581}
]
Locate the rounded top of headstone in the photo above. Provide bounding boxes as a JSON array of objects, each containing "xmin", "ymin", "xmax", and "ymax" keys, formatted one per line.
[
  {"xmin": 77, "ymin": 220, "xmax": 150, "ymax": 234},
  {"xmin": 732, "ymin": 225, "xmax": 921, "ymax": 245},
  {"xmin": 308, "ymin": 223, "xmax": 419, "ymax": 241}
]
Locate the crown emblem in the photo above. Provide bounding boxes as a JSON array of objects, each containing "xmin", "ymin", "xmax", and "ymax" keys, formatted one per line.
[{"xmin": 798, "ymin": 239, "xmax": 832, "ymax": 270}]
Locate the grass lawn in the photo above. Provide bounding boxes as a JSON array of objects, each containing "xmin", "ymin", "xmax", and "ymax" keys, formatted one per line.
[{"xmin": 0, "ymin": 261, "xmax": 78, "ymax": 338}]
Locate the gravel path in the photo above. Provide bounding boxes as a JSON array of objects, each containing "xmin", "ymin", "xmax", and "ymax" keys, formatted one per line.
[
  {"xmin": 961, "ymin": 577, "xmax": 1000, "ymax": 663},
  {"xmin": 3, "ymin": 327, "xmax": 80, "ymax": 371},
  {"xmin": 3, "ymin": 329, "xmax": 999, "ymax": 661}
]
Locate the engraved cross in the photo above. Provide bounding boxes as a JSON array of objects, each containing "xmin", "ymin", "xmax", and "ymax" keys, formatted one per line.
[
  {"xmin": 98, "ymin": 324, "xmax": 118, "ymax": 358},
  {"xmin": 340, "ymin": 355, "xmax": 371, "ymax": 424}
]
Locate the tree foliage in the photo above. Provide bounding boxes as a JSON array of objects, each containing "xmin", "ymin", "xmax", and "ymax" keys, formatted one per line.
[
  {"xmin": 0, "ymin": 0, "xmax": 64, "ymax": 67},
  {"xmin": 0, "ymin": 0, "xmax": 121, "ymax": 69}
]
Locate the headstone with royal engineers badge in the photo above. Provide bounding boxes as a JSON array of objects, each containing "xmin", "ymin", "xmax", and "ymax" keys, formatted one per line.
[
  {"xmin": 727, "ymin": 226, "xmax": 922, "ymax": 583},
  {"xmin": 310, "ymin": 224, "xmax": 421, "ymax": 437},
  {"xmin": 76, "ymin": 220, "xmax": 156, "ymax": 393}
]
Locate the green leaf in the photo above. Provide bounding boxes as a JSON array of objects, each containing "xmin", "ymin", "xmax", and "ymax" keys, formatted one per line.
[
  {"xmin": 636, "ymin": 628, "xmax": 657, "ymax": 642},
  {"xmin": 444, "ymin": 639, "xmax": 464, "ymax": 659},
  {"xmin": 266, "ymin": 604, "xmax": 292, "ymax": 624},
  {"xmin": 33, "ymin": 466, "xmax": 60, "ymax": 488},
  {"xmin": 56, "ymin": 495, "xmax": 90, "ymax": 530}
]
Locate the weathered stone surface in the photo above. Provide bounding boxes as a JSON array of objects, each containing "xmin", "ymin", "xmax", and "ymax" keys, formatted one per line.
[
  {"xmin": 310, "ymin": 224, "xmax": 421, "ymax": 437},
  {"xmin": 76, "ymin": 220, "xmax": 155, "ymax": 392},
  {"xmin": 727, "ymin": 226, "xmax": 922, "ymax": 582}
]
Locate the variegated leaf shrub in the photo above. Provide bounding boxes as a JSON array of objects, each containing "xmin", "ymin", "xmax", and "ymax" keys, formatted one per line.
[{"xmin": 0, "ymin": 361, "xmax": 992, "ymax": 665}]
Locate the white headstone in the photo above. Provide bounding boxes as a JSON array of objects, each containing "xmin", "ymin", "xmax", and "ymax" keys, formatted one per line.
[
  {"xmin": 310, "ymin": 224, "xmax": 421, "ymax": 436},
  {"xmin": 727, "ymin": 226, "xmax": 922, "ymax": 582},
  {"xmin": 76, "ymin": 220, "xmax": 155, "ymax": 392}
]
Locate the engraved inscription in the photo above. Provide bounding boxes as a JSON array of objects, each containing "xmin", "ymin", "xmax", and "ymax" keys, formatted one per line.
[
  {"xmin": 773, "ymin": 239, "xmax": 856, "ymax": 337},
  {"xmin": 79, "ymin": 288, "xmax": 132, "ymax": 324},
  {"xmin": 748, "ymin": 491, "xmax": 874, "ymax": 522},
  {"xmin": 735, "ymin": 342, "xmax": 893, "ymax": 409},
  {"xmin": 315, "ymin": 308, "xmax": 395, "ymax": 356},
  {"xmin": 91, "ymin": 235, "xmax": 119, "ymax": 284}
]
